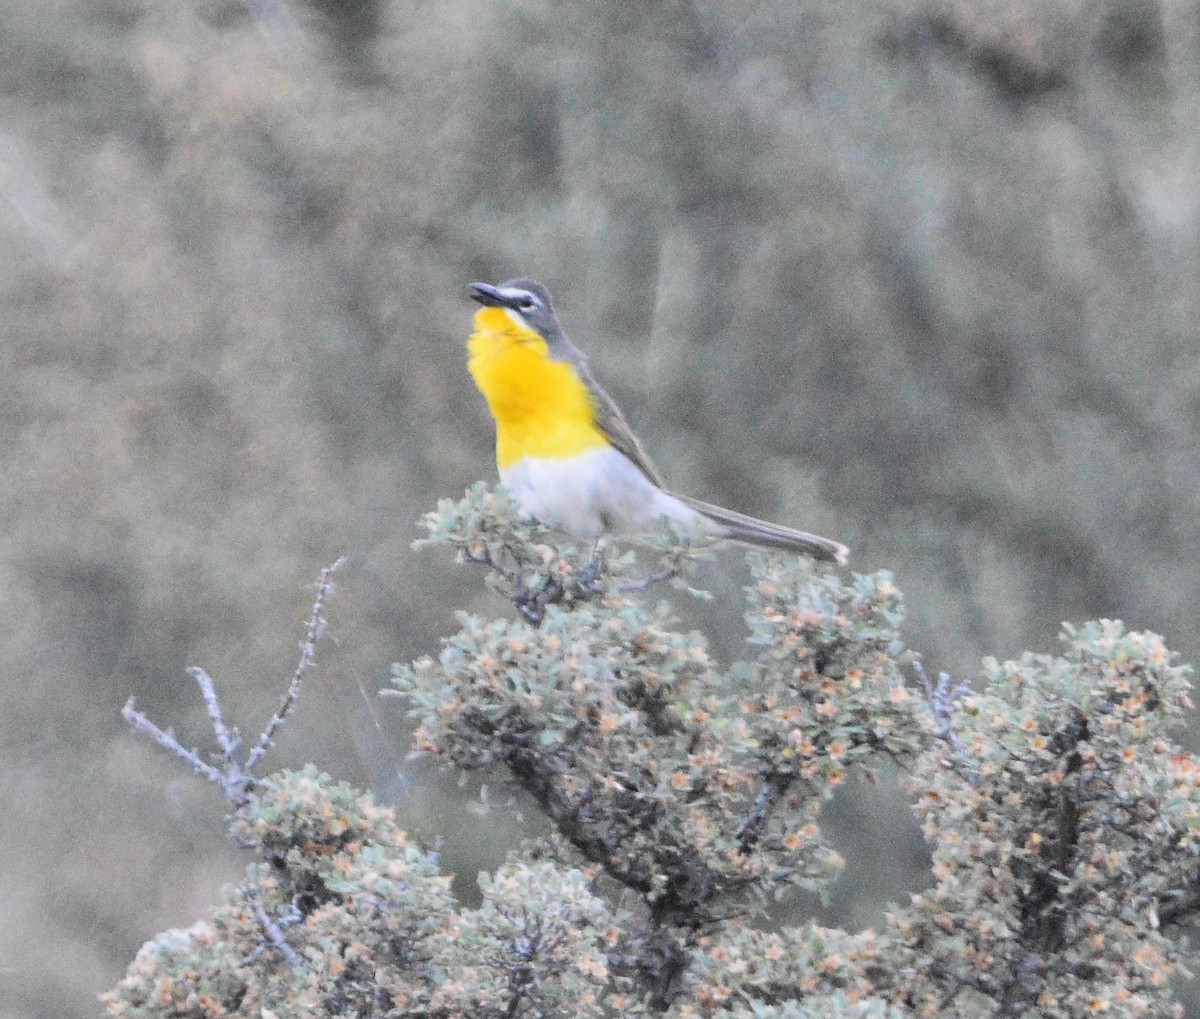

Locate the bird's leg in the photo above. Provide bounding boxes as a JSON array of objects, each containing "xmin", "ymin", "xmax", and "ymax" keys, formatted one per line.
[{"xmin": 577, "ymin": 538, "xmax": 607, "ymax": 594}]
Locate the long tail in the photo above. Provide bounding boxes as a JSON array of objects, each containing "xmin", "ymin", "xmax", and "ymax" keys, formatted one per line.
[{"xmin": 671, "ymin": 493, "xmax": 849, "ymax": 565}]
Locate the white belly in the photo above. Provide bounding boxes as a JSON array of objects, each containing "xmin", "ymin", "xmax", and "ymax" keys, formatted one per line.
[{"xmin": 500, "ymin": 447, "xmax": 707, "ymax": 539}]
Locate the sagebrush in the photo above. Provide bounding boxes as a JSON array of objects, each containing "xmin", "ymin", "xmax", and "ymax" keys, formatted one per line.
[{"xmin": 106, "ymin": 486, "xmax": 1200, "ymax": 1018}]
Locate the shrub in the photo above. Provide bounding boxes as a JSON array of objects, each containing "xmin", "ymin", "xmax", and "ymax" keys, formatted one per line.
[{"xmin": 105, "ymin": 486, "xmax": 1200, "ymax": 1017}]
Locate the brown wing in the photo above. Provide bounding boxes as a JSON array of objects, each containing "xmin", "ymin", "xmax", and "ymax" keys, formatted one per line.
[{"xmin": 571, "ymin": 354, "xmax": 667, "ymax": 488}]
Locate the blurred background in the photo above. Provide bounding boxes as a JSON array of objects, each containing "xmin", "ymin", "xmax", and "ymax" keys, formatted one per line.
[{"xmin": 2, "ymin": 0, "xmax": 1197, "ymax": 1014}]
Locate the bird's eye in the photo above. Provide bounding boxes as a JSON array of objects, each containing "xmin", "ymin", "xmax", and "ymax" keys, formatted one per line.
[{"xmin": 517, "ymin": 296, "xmax": 536, "ymax": 311}]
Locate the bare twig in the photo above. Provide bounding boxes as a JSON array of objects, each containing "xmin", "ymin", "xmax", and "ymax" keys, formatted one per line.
[
  {"xmin": 123, "ymin": 559, "xmax": 346, "ymax": 809},
  {"xmin": 617, "ymin": 569, "xmax": 678, "ymax": 593},
  {"xmin": 193, "ymin": 665, "xmax": 240, "ymax": 761},
  {"xmin": 735, "ymin": 774, "xmax": 794, "ymax": 851},
  {"xmin": 121, "ymin": 698, "xmax": 228, "ymax": 787},
  {"xmin": 246, "ymin": 556, "xmax": 346, "ymax": 770},
  {"xmin": 914, "ymin": 661, "xmax": 970, "ymax": 755},
  {"xmin": 246, "ymin": 889, "xmax": 304, "ymax": 969},
  {"xmin": 122, "ymin": 559, "xmax": 346, "ymax": 966}
]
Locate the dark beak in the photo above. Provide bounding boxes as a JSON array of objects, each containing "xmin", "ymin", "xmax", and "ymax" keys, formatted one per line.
[{"xmin": 468, "ymin": 282, "xmax": 505, "ymax": 307}]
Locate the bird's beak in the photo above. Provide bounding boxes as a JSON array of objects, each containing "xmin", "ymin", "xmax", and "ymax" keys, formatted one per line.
[{"xmin": 468, "ymin": 282, "xmax": 505, "ymax": 307}]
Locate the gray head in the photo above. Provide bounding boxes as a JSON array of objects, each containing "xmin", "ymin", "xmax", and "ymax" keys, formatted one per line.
[{"xmin": 468, "ymin": 279, "xmax": 564, "ymax": 342}]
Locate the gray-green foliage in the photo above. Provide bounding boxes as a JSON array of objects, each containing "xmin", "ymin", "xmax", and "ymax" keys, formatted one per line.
[
  {"xmin": 11, "ymin": 2, "xmax": 1200, "ymax": 1012},
  {"xmin": 104, "ymin": 766, "xmax": 618, "ymax": 1018},
  {"xmin": 893, "ymin": 623, "xmax": 1200, "ymax": 1015},
  {"xmin": 106, "ymin": 487, "xmax": 1200, "ymax": 1017}
]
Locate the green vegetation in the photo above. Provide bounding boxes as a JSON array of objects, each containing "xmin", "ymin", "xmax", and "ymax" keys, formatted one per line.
[
  {"xmin": 6, "ymin": 2, "xmax": 1199, "ymax": 1013},
  {"xmin": 105, "ymin": 488, "xmax": 1200, "ymax": 1017}
]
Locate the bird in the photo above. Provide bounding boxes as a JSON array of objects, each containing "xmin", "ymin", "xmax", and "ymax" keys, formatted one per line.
[{"xmin": 465, "ymin": 279, "xmax": 848, "ymax": 565}]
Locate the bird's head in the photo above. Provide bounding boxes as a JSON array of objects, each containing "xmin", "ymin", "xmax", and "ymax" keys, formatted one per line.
[{"xmin": 468, "ymin": 279, "xmax": 560, "ymax": 341}]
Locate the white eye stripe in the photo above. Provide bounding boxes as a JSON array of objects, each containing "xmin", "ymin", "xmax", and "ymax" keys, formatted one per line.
[{"xmin": 498, "ymin": 288, "xmax": 538, "ymax": 310}]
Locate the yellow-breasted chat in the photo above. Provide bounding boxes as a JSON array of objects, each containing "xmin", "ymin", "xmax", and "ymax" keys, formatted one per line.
[{"xmin": 466, "ymin": 279, "xmax": 848, "ymax": 565}]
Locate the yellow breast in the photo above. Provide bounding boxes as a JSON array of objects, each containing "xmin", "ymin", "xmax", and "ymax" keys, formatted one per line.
[{"xmin": 467, "ymin": 307, "xmax": 609, "ymax": 468}]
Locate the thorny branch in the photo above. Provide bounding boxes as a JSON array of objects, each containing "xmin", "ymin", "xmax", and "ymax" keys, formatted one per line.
[
  {"xmin": 247, "ymin": 556, "xmax": 345, "ymax": 770},
  {"xmin": 121, "ymin": 558, "xmax": 345, "ymax": 964},
  {"xmin": 123, "ymin": 557, "xmax": 345, "ymax": 807}
]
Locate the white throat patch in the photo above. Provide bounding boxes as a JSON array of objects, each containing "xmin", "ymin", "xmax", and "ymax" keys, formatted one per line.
[{"xmin": 502, "ymin": 307, "xmax": 529, "ymax": 331}]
